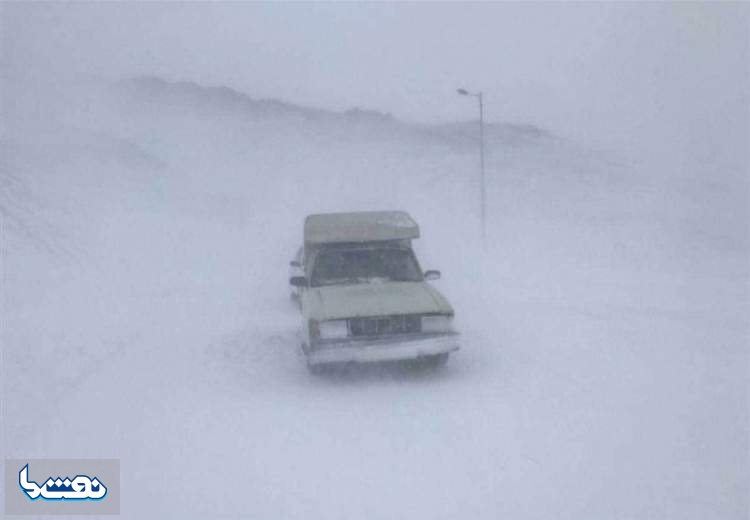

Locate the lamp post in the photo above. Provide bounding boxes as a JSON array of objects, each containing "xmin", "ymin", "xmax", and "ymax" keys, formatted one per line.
[{"xmin": 457, "ymin": 88, "xmax": 486, "ymax": 244}]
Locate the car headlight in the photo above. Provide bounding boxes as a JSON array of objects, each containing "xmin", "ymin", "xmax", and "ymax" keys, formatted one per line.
[
  {"xmin": 421, "ymin": 315, "xmax": 453, "ymax": 333},
  {"xmin": 317, "ymin": 319, "xmax": 349, "ymax": 339}
]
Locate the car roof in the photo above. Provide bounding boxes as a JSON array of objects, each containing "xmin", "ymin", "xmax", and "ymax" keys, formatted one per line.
[{"xmin": 304, "ymin": 211, "xmax": 419, "ymax": 244}]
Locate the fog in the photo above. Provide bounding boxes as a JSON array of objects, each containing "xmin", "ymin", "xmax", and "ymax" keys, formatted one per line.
[
  {"xmin": 4, "ymin": 2, "xmax": 748, "ymax": 154},
  {"xmin": 1, "ymin": 2, "xmax": 748, "ymax": 519}
]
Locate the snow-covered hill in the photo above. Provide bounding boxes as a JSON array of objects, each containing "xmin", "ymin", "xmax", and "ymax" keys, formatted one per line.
[{"xmin": 2, "ymin": 74, "xmax": 747, "ymax": 519}]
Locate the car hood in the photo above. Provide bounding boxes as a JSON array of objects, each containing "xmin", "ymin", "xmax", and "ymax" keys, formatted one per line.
[{"xmin": 304, "ymin": 281, "xmax": 453, "ymax": 321}]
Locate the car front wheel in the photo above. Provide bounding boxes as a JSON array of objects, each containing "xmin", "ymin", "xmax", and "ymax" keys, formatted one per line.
[{"xmin": 408, "ymin": 352, "xmax": 449, "ymax": 370}]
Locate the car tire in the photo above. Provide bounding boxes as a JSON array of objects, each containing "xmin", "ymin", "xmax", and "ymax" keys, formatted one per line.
[
  {"xmin": 406, "ymin": 352, "xmax": 449, "ymax": 370},
  {"xmin": 424, "ymin": 352, "xmax": 450, "ymax": 368}
]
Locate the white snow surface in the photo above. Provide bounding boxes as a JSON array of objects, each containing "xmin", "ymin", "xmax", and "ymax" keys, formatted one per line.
[{"xmin": 2, "ymin": 75, "xmax": 748, "ymax": 519}]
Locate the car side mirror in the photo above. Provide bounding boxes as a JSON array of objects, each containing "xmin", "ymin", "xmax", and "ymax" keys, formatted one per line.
[
  {"xmin": 424, "ymin": 270, "xmax": 441, "ymax": 281},
  {"xmin": 290, "ymin": 260, "xmax": 301, "ymax": 268},
  {"xmin": 289, "ymin": 276, "xmax": 307, "ymax": 287}
]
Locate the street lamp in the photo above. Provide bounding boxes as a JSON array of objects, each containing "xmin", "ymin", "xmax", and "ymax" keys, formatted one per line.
[{"xmin": 457, "ymin": 88, "xmax": 486, "ymax": 244}]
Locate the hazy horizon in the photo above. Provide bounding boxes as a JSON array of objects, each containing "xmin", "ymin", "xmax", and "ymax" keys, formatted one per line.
[{"xmin": 3, "ymin": 2, "xmax": 748, "ymax": 160}]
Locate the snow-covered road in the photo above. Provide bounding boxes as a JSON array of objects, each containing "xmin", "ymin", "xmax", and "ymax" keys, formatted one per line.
[{"xmin": 2, "ymin": 77, "xmax": 747, "ymax": 519}]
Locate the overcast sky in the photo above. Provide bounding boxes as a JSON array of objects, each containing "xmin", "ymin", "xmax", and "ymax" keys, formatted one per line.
[{"xmin": 2, "ymin": 2, "xmax": 748, "ymax": 160}]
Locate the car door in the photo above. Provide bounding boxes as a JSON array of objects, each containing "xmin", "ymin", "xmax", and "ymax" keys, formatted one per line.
[{"xmin": 289, "ymin": 246, "xmax": 304, "ymax": 303}]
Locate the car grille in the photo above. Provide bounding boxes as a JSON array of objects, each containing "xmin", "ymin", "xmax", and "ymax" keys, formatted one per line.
[{"xmin": 348, "ymin": 314, "xmax": 422, "ymax": 338}]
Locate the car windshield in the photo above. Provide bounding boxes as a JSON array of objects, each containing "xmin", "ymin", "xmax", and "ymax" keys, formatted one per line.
[{"xmin": 311, "ymin": 247, "xmax": 423, "ymax": 286}]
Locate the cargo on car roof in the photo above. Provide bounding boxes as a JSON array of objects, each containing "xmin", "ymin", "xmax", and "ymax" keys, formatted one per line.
[{"xmin": 304, "ymin": 211, "xmax": 420, "ymax": 244}]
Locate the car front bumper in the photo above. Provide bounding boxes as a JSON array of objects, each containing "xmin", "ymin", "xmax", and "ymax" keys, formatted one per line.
[{"xmin": 304, "ymin": 332, "xmax": 459, "ymax": 365}]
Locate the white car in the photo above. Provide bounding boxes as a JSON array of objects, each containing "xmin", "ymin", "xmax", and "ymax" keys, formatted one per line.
[{"xmin": 289, "ymin": 211, "xmax": 459, "ymax": 372}]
